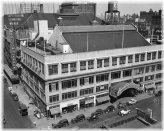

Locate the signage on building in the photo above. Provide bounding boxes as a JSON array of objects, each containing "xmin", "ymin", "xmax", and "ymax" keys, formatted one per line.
[
  {"xmin": 8, "ymin": 14, "xmax": 24, "ymax": 26},
  {"xmin": 49, "ymin": 105, "xmax": 60, "ymax": 109}
]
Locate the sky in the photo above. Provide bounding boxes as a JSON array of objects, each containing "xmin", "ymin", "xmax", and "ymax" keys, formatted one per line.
[{"xmin": 2, "ymin": 0, "xmax": 162, "ymax": 17}]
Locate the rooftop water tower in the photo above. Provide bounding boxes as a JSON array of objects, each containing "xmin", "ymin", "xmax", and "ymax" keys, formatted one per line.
[{"xmin": 105, "ymin": 1, "xmax": 120, "ymax": 24}]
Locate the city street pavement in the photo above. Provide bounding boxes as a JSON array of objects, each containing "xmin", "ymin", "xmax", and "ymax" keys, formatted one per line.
[
  {"xmin": 5, "ymin": 76, "xmax": 157, "ymax": 129},
  {"xmin": 3, "ymin": 79, "xmax": 34, "ymax": 129}
]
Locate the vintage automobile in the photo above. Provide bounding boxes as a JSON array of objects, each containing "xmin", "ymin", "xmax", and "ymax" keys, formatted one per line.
[
  {"xmin": 118, "ymin": 109, "xmax": 131, "ymax": 116},
  {"xmin": 71, "ymin": 114, "xmax": 85, "ymax": 124},
  {"xmin": 52, "ymin": 119, "xmax": 69, "ymax": 128},
  {"xmin": 87, "ymin": 112, "xmax": 99, "ymax": 121},
  {"xmin": 127, "ymin": 99, "xmax": 137, "ymax": 105},
  {"xmin": 104, "ymin": 105, "xmax": 115, "ymax": 113},
  {"xmin": 117, "ymin": 102, "xmax": 127, "ymax": 109}
]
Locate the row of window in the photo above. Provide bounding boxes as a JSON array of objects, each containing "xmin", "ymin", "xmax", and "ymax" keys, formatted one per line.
[
  {"xmin": 23, "ymin": 52, "xmax": 44, "ymax": 74},
  {"xmin": 49, "ymin": 72, "xmax": 162, "ymax": 103},
  {"xmin": 48, "ymin": 51, "xmax": 162, "ymax": 75},
  {"xmin": 48, "ymin": 63, "xmax": 162, "ymax": 92}
]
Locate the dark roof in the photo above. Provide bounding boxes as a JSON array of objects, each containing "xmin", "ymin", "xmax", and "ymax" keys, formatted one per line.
[
  {"xmin": 60, "ymin": 25, "xmax": 136, "ymax": 33},
  {"xmin": 62, "ymin": 25, "xmax": 150, "ymax": 53},
  {"xmin": 4, "ymin": 13, "xmax": 103, "ymax": 29}
]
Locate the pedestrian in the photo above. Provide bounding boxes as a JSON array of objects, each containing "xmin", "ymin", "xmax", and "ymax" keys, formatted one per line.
[{"xmin": 16, "ymin": 86, "xmax": 17, "ymax": 89}]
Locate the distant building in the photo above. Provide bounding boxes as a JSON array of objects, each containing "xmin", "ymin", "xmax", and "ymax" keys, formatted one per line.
[
  {"xmin": 59, "ymin": 2, "xmax": 96, "ymax": 17},
  {"xmin": 20, "ymin": 24, "xmax": 162, "ymax": 117},
  {"xmin": 20, "ymin": 3, "xmax": 44, "ymax": 14}
]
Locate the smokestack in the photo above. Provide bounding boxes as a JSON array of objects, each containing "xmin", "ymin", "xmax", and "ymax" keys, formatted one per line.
[{"xmin": 40, "ymin": 4, "xmax": 44, "ymax": 13}]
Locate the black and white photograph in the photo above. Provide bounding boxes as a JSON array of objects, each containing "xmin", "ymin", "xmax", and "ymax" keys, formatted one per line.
[{"xmin": 1, "ymin": 0, "xmax": 163, "ymax": 130}]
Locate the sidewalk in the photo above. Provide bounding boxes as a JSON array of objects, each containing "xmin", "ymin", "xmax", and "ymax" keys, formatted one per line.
[{"xmin": 11, "ymin": 83, "xmax": 153, "ymax": 129}]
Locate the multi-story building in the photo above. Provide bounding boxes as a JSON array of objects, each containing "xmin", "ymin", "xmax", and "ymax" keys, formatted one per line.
[
  {"xmin": 21, "ymin": 24, "xmax": 163, "ymax": 117},
  {"xmin": 3, "ymin": 11, "xmax": 104, "ymax": 77}
]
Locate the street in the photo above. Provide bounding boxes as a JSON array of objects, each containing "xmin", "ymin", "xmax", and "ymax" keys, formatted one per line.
[
  {"xmin": 3, "ymin": 80, "xmax": 34, "ymax": 129},
  {"xmin": 67, "ymin": 95, "xmax": 162, "ymax": 128}
]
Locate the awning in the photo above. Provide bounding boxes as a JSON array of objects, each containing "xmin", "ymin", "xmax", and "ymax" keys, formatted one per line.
[
  {"xmin": 96, "ymin": 95, "xmax": 109, "ymax": 103},
  {"xmin": 85, "ymin": 98, "xmax": 94, "ymax": 104},
  {"xmin": 144, "ymin": 83, "xmax": 155, "ymax": 89},
  {"xmin": 50, "ymin": 107, "xmax": 60, "ymax": 115}
]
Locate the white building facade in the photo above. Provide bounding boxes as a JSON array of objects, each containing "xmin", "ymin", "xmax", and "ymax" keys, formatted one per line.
[{"xmin": 21, "ymin": 25, "xmax": 163, "ymax": 116}]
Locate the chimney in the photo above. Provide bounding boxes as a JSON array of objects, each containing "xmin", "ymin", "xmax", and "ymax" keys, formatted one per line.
[{"xmin": 40, "ymin": 4, "xmax": 44, "ymax": 13}]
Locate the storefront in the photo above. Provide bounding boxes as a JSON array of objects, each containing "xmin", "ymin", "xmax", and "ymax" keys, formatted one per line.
[
  {"xmin": 23, "ymin": 81, "xmax": 46, "ymax": 114},
  {"xmin": 62, "ymin": 104, "xmax": 78, "ymax": 114},
  {"xmin": 96, "ymin": 93, "xmax": 109, "ymax": 106},
  {"xmin": 49, "ymin": 105, "xmax": 61, "ymax": 118},
  {"xmin": 144, "ymin": 82, "xmax": 155, "ymax": 93},
  {"xmin": 79, "ymin": 96, "xmax": 94, "ymax": 109}
]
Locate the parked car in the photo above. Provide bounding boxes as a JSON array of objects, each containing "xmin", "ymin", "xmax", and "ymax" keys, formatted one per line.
[
  {"xmin": 71, "ymin": 114, "xmax": 85, "ymax": 124},
  {"xmin": 117, "ymin": 102, "xmax": 126, "ymax": 109},
  {"xmin": 87, "ymin": 113, "xmax": 99, "ymax": 121},
  {"xmin": 8, "ymin": 87, "xmax": 12, "ymax": 92},
  {"xmin": 10, "ymin": 90, "xmax": 19, "ymax": 101},
  {"xmin": 18, "ymin": 103, "xmax": 28, "ymax": 116},
  {"xmin": 99, "ymin": 124, "xmax": 108, "ymax": 129},
  {"xmin": 94, "ymin": 109, "xmax": 104, "ymax": 116},
  {"xmin": 52, "ymin": 119, "xmax": 69, "ymax": 128},
  {"xmin": 155, "ymin": 90, "xmax": 162, "ymax": 97},
  {"xmin": 118, "ymin": 109, "xmax": 131, "ymax": 116},
  {"xmin": 104, "ymin": 105, "xmax": 115, "ymax": 113},
  {"xmin": 127, "ymin": 99, "xmax": 137, "ymax": 105}
]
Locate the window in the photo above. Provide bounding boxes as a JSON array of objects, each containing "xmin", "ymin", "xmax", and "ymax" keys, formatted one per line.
[
  {"xmin": 96, "ymin": 84, "xmax": 108, "ymax": 92},
  {"xmin": 156, "ymin": 64, "xmax": 162, "ymax": 70},
  {"xmin": 97, "ymin": 59, "xmax": 102, "ymax": 68},
  {"xmin": 145, "ymin": 66, "xmax": 150, "ymax": 73},
  {"xmin": 140, "ymin": 53, "xmax": 145, "ymax": 61},
  {"xmin": 48, "ymin": 64, "xmax": 58, "ymax": 75},
  {"xmin": 123, "ymin": 69, "xmax": 132, "ymax": 77},
  {"xmin": 128, "ymin": 55, "xmax": 133, "ymax": 63},
  {"xmin": 112, "ymin": 57, "xmax": 117, "ymax": 66},
  {"xmin": 158, "ymin": 51, "xmax": 162, "ymax": 59},
  {"xmin": 152, "ymin": 52, "xmax": 156, "ymax": 60},
  {"xmin": 80, "ymin": 87, "xmax": 94, "ymax": 96},
  {"xmin": 62, "ymin": 64, "xmax": 68, "ymax": 73},
  {"xmin": 42, "ymin": 63, "xmax": 44, "ymax": 74},
  {"xmin": 96, "ymin": 73, "xmax": 109, "ymax": 83},
  {"xmin": 135, "ymin": 54, "xmax": 139, "ymax": 62},
  {"xmin": 49, "ymin": 82, "xmax": 59, "ymax": 92},
  {"xmin": 145, "ymin": 75, "xmax": 154, "ymax": 81},
  {"xmin": 151, "ymin": 65, "xmax": 155, "ymax": 72},
  {"xmin": 156, "ymin": 73, "xmax": 162, "ymax": 79},
  {"xmin": 62, "ymin": 91, "xmax": 77, "ymax": 100},
  {"xmin": 70, "ymin": 62, "xmax": 76, "ymax": 72},
  {"xmin": 111, "ymin": 71, "xmax": 121, "ymax": 79},
  {"xmin": 147, "ymin": 52, "xmax": 151, "ymax": 60},
  {"xmin": 133, "ymin": 67, "xmax": 144, "ymax": 75},
  {"xmin": 49, "ymin": 94, "xmax": 59, "ymax": 103},
  {"xmin": 62, "ymin": 79, "xmax": 77, "ymax": 90},
  {"xmin": 80, "ymin": 76, "xmax": 94, "ymax": 86},
  {"xmin": 133, "ymin": 77, "xmax": 143, "ymax": 83},
  {"xmin": 80, "ymin": 61, "xmax": 86, "ymax": 70},
  {"xmin": 88, "ymin": 60, "xmax": 94, "ymax": 69},
  {"xmin": 104, "ymin": 58, "xmax": 109, "ymax": 67},
  {"xmin": 120, "ymin": 56, "xmax": 126, "ymax": 65}
]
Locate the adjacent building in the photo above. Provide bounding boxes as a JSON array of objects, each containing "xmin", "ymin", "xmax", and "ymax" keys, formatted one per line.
[{"xmin": 20, "ymin": 24, "xmax": 163, "ymax": 117}]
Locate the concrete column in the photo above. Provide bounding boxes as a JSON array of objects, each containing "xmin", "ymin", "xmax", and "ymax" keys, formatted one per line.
[{"xmin": 58, "ymin": 81, "xmax": 62, "ymax": 101}]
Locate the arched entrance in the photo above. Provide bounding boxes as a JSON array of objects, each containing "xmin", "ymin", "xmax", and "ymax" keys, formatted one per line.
[{"xmin": 109, "ymin": 82, "xmax": 142, "ymax": 103}]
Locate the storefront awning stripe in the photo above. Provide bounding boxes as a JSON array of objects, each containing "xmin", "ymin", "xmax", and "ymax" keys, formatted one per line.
[
  {"xmin": 96, "ymin": 95, "xmax": 109, "ymax": 103},
  {"xmin": 85, "ymin": 99, "xmax": 94, "ymax": 104},
  {"xmin": 50, "ymin": 107, "xmax": 60, "ymax": 115}
]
